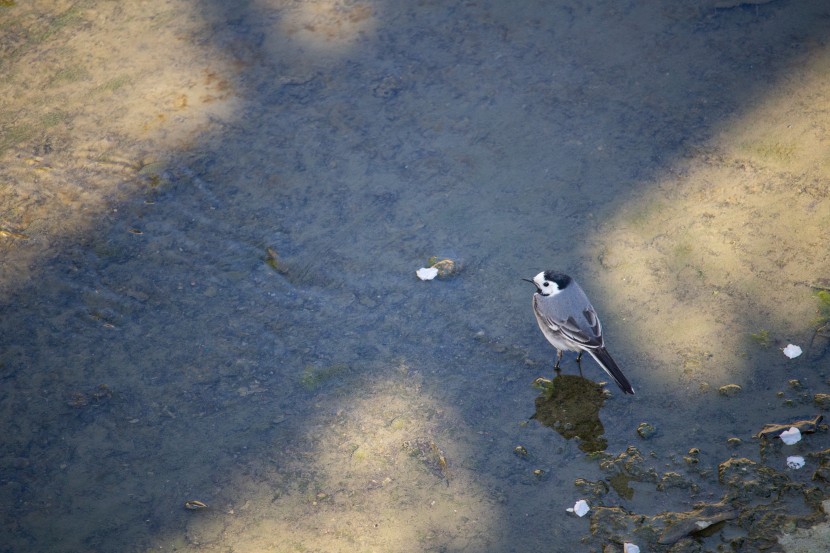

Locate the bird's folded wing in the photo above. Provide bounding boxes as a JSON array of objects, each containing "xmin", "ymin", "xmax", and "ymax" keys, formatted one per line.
[{"xmin": 538, "ymin": 310, "xmax": 603, "ymax": 348}]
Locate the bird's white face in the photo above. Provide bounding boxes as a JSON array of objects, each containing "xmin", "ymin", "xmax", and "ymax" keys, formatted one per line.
[{"xmin": 532, "ymin": 271, "xmax": 562, "ymax": 297}]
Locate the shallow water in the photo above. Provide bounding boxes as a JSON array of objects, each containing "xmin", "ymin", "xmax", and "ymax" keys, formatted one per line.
[{"xmin": 2, "ymin": 0, "xmax": 830, "ymax": 551}]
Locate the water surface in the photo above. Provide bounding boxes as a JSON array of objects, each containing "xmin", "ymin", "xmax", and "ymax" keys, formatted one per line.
[{"xmin": 2, "ymin": 1, "xmax": 830, "ymax": 551}]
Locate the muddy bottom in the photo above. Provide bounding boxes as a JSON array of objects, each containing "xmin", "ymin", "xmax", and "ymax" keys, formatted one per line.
[{"xmin": 1, "ymin": 0, "xmax": 830, "ymax": 552}]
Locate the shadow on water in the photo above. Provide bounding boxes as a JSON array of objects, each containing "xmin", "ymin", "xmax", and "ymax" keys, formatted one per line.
[{"xmin": 2, "ymin": 0, "xmax": 830, "ymax": 551}]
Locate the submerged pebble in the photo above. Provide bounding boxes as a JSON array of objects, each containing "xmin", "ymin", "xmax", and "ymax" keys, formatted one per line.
[
  {"xmin": 429, "ymin": 257, "xmax": 460, "ymax": 277},
  {"xmin": 814, "ymin": 393, "xmax": 830, "ymax": 410},
  {"xmin": 718, "ymin": 384, "xmax": 742, "ymax": 397},
  {"xmin": 636, "ymin": 422, "xmax": 656, "ymax": 439},
  {"xmin": 416, "ymin": 257, "xmax": 462, "ymax": 280},
  {"xmin": 513, "ymin": 445, "xmax": 529, "ymax": 458},
  {"xmin": 402, "ymin": 437, "xmax": 450, "ymax": 484}
]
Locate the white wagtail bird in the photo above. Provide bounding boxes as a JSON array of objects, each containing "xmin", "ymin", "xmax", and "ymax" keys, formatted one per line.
[{"xmin": 524, "ymin": 271, "xmax": 635, "ymax": 394}]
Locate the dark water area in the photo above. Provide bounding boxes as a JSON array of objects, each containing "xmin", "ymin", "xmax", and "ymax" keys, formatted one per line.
[{"xmin": 2, "ymin": 1, "xmax": 830, "ymax": 551}]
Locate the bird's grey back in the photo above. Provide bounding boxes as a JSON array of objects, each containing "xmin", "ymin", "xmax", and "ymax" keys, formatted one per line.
[{"xmin": 538, "ymin": 279, "xmax": 601, "ymax": 341}]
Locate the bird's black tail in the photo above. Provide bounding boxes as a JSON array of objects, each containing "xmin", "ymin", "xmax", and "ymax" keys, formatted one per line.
[{"xmin": 588, "ymin": 348, "xmax": 635, "ymax": 394}]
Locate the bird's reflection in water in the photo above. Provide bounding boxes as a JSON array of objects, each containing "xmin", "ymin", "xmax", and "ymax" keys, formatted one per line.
[{"xmin": 531, "ymin": 374, "xmax": 608, "ymax": 453}]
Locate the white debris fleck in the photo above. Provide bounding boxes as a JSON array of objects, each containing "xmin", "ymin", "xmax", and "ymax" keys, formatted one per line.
[
  {"xmin": 695, "ymin": 520, "xmax": 713, "ymax": 530},
  {"xmin": 782, "ymin": 344, "xmax": 802, "ymax": 359},
  {"xmin": 787, "ymin": 456, "xmax": 806, "ymax": 470},
  {"xmin": 623, "ymin": 544, "xmax": 640, "ymax": 553},
  {"xmin": 416, "ymin": 267, "xmax": 439, "ymax": 281},
  {"xmin": 780, "ymin": 426, "xmax": 802, "ymax": 445},
  {"xmin": 566, "ymin": 499, "xmax": 590, "ymax": 517}
]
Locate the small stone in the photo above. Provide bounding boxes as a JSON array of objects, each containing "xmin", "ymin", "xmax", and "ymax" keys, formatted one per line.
[
  {"xmin": 813, "ymin": 460, "xmax": 830, "ymax": 483},
  {"xmin": 636, "ymin": 422, "xmax": 656, "ymax": 439},
  {"xmin": 718, "ymin": 384, "xmax": 742, "ymax": 397},
  {"xmin": 814, "ymin": 394, "xmax": 830, "ymax": 410},
  {"xmin": 430, "ymin": 258, "xmax": 460, "ymax": 278},
  {"xmin": 574, "ymin": 478, "xmax": 610, "ymax": 497},
  {"xmin": 727, "ymin": 437, "xmax": 742, "ymax": 446},
  {"xmin": 684, "ymin": 448, "xmax": 701, "ymax": 465},
  {"xmin": 658, "ymin": 472, "xmax": 693, "ymax": 491},
  {"xmin": 788, "ymin": 379, "xmax": 802, "ymax": 389},
  {"xmin": 513, "ymin": 445, "xmax": 529, "ymax": 458},
  {"xmin": 372, "ymin": 75, "xmax": 403, "ymax": 98}
]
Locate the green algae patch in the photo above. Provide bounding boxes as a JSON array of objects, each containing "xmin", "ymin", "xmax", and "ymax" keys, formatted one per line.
[{"xmin": 299, "ymin": 364, "xmax": 350, "ymax": 390}]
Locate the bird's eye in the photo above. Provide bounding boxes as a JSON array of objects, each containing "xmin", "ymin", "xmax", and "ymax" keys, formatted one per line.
[{"xmin": 543, "ymin": 282, "xmax": 549, "ymax": 287}]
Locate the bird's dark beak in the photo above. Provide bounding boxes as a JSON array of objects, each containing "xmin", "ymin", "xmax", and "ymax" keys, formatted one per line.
[{"xmin": 522, "ymin": 278, "xmax": 539, "ymax": 291}]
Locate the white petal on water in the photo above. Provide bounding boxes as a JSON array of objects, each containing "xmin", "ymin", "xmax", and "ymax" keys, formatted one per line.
[
  {"xmin": 780, "ymin": 426, "xmax": 802, "ymax": 445},
  {"xmin": 568, "ymin": 499, "xmax": 590, "ymax": 517},
  {"xmin": 787, "ymin": 456, "xmax": 806, "ymax": 469},
  {"xmin": 623, "ymin": 544, "xmax": 640, "ymax": 553},
  {"xmin": 416, "ymin": 267, "xmax": 439, "ymax": 281},
  {"xmin": 782, "ymin": 344, "xmax": 803, "ymax": 359}
]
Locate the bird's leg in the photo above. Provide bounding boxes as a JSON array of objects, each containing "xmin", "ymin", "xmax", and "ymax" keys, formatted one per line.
[
  {"xmin": 553, "ymin": 350, "xmax": 563, "ymax": 372},
  {"xmin": 575, "ymin": 351, "xmax": 584, "ymax": 377}
]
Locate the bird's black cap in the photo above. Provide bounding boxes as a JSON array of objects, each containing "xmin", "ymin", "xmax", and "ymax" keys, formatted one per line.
[{"xmin": 543, "ymin": 271, "xmax": 572, "ymax": 289}]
